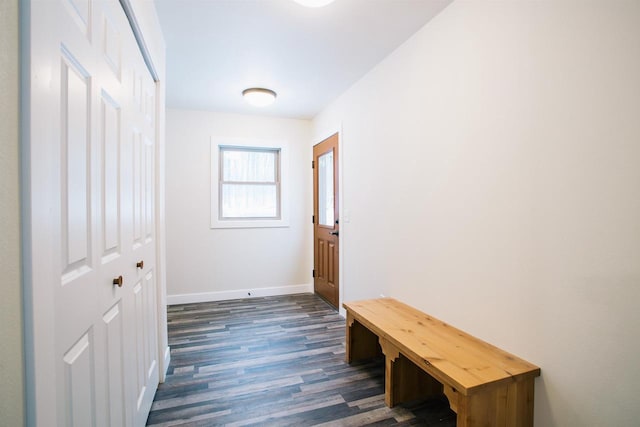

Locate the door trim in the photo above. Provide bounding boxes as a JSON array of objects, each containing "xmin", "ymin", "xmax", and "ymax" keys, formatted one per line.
[
  {"xmin": 313, "ymin": 126, "xmax": 343, "ymax": 315},
  {"xmin": 312, "ymin": 128, "xmax": 343, "ymax": 311},
  {"xmin": 119, "ymin": 0, "xmax": 159, "ymax": 81}
]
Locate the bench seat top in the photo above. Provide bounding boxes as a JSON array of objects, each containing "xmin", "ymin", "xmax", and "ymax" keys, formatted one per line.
[{"xmin": 343, "ymin": 298, "xmax": 540, "ymax": 395}]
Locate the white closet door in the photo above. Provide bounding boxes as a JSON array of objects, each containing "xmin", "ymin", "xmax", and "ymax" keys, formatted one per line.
[
  {"xmin": 128, "ymin": 42, "xmax": 160, "ymax": 425},
  {"xmin": 28, "ymin": 1, "xmax": 159, "ymax": 425}
]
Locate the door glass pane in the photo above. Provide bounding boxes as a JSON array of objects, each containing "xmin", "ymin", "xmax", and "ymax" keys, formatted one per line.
[{"xmin": 318, "ymin": 150, "xmax": 334, "ymax": 226}]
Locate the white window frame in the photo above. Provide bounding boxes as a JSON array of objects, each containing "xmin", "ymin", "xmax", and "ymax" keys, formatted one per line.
[
  {"xmin": 211, "ymin": 137, "xmax": 290, "ymax": 229},
  {"xmin": 219, "ymin": 146, "xmax": 281, "ymax": 220}
]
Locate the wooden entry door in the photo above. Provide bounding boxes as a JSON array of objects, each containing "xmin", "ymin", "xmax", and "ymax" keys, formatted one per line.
[{"xmin": 313, "ymin": 133, "xmax": 339, "ymax": 308}]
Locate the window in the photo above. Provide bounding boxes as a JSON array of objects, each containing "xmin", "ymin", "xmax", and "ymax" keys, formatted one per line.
[
  {"xmin": 211, "ymin": 138, "xmax": 289, "ymax": 228},
  {"xmin": 219, "ymin": 147, "xmax": 280, "ymax": 219}
]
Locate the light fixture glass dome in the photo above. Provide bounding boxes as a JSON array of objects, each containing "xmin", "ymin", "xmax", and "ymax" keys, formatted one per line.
[
  {"xmin": 293, "ymin": 0, "xmax": 336, "ymax": 7},
  {"xmin": 242, "ymin": 88, "xmax": 277, "ymax": 107}
]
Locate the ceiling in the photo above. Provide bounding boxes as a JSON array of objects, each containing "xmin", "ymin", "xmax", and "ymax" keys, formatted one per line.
[{"xmin": 154, "ymin": 0, "xmax": 452, "ymax": 119}]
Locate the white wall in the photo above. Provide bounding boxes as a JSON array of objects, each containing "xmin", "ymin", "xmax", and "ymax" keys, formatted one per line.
[
  {"xmin": 0, "ymin": 0, "xmax": 24, "ymax": 424},
  {"xmin": 313, "ymin": 1, "xmax": 640, "ymax": 426},
  {"xmin": 166, "ymin": 109, "xmax": 312, "ymax": 302}
]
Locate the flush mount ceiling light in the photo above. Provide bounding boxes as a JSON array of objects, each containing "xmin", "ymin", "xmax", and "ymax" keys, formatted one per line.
[
  {"xmin": 242, "ymin": 88, "xmax": 277, "ymax": 107},
  {"xmin": 293, "ymin": 0, "xmax": 336, "ymax": 7}
]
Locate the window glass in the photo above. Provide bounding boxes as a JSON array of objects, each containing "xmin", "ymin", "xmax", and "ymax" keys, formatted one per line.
[
  {"xmin": 221, "ymin": 149, "xmax": 276, "ymax": 182},
  {"xmin": 221, "ymin": 184, "xmax": 278, "ymax": 218},
  {"xmin": 219, "ymin": 147, "xmax": 280, "ymax": 220}
]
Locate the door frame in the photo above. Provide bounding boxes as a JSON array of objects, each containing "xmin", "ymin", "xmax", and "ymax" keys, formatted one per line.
[
  {"xmin": 20, "ymin": 0, "xmax": 169, "ymax": 423},
  {"xmin": 312, "ymin": 126, "xmax": 344, "ymax": 315}
]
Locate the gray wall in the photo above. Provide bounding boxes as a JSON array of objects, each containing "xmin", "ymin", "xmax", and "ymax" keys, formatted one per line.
[{"xmin": 0, "ymin": 0, "xmax": 25, "ymax": 425}]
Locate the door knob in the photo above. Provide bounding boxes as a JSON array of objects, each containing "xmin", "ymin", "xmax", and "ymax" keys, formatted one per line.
[
  {"xmin": 113, "ymin": 275, "xmax": 123, "ymax": 288},
  {"xmin": 136, "ymin": 260, "xmax": 144, "ymax": 269},
  {"xmin": 330, "ymin": 231, "xmax": 339, "ymax": 236}
]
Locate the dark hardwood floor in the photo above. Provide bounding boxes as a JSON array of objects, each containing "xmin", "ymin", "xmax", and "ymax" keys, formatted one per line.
[{"xmin": 147, "ymin": 293, "xmax": 456, "ymax": 426}]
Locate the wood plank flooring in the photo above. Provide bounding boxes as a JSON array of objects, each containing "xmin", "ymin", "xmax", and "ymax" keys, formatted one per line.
[{"xmin": 147, "ymin": 293, "xmax": 456, "ymax": 426}]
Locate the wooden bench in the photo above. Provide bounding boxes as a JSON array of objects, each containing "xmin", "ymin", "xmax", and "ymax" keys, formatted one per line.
[{"xmin": 344, "ymin": 298, "xmax": 541, "ymax": 427}]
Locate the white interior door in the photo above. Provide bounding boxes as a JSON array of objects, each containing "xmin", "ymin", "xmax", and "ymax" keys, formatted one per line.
[
  {"xmin": 129, "ymin": 43, "xmax": 160, "ymax": 425},
  {"xmin": 27, "ymin": 1, "xmax": 159, "ymax": 425}
]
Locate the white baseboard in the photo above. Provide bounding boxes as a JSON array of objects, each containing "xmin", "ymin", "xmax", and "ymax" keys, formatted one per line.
[{"xmin": 167, "ymin": 283, "xmax": 313, "ymax": 305}]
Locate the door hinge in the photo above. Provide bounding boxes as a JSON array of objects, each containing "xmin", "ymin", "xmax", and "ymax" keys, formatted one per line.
[
  {"xmin": 312, "ymin": 269, "xmax": 315, "ymax": 278},
  {"xmin": 312, "ymin": 215, "xmax": 315, "ymax": 224},
  {"xmin": 312, "ymin": 160, "xmax": 315, "ymax": 169}
]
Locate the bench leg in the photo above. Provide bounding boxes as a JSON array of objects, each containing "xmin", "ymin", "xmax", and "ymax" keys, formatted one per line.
[
  {"xmin": 379, "ymin": 337, "xmax": 443, "ymax": 407},
  {"xmin": 345, "ymin": 313, "xmax": 381, "ymax": 363},
  {"xmin": 455, "ymin": 378, "xmax": 535, "ymax": 427}
]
